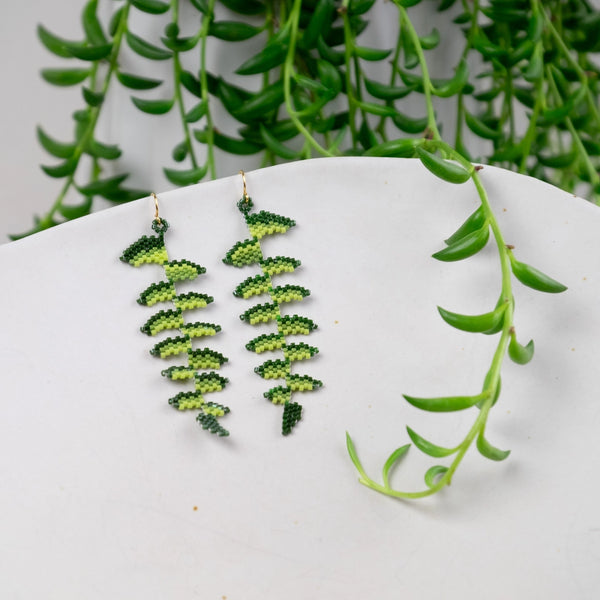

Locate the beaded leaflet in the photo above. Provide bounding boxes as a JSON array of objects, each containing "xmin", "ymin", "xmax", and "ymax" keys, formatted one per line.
[
  {"xmin": 121, "ymin": 218, "xmax": 230, "ymax": 436},
  {"xmin": 223, "ymin": 193, "xmax": 322, "ymax": 435}
]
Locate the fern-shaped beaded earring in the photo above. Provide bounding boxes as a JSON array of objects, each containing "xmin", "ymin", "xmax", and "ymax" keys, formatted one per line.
[
  {"xmin": 120, "ymin": 193, "xmax": 230, "ymax": 436},
  {"xmin": 223, "ymin": 172, "xmax": 322, "ymax": 435}
]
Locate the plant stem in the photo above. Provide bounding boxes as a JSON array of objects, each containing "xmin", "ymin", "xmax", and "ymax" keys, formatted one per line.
[
  {"xmin": 396, "ymin": 4, "xmax": 441, "ymax": 140},
  {"xmin": 171, "ymin": 0, "xmax": 199, "ymax": 171},
  {"xmin": 40, "ymin": 1, "xmax": 131, "ymax": 228},
  {"xmin": 540, "ymin": 3, "xmax": 600, "ymax": 131},
  {"xmin": 283, "ymin": 0, "xmax": 333, "ymax": 157},
  {"xmin": 199, "ymin": 0, "xmax": 217, "ymax": 179},
  {"xmin": 546, "ymin": 65, "xmax": 600, "ymax": 193},
  {"xmin": 341, "ymin": 0, "xmax": 359, "ymax": 147},
  {"xmin": 375, "ymin": 10, "xmax": 403, "ymax": 140},
  {"xmin": 518, "ymin": 76, "xmax": 543, "ymax": 174}
]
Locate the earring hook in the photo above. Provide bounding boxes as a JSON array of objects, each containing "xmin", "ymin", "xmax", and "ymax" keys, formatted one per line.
[
  {"xmin": 239, "ymin": 170, "xmax": 249, "ymax": 202},
  {"xmin": 151, "ymin": 192, "xmax": 161, "ymax": 224}
]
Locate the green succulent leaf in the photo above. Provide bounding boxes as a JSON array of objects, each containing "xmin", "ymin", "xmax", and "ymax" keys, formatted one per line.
[
  {"xmin": 437, "ymin": 303, "xmax": 506, "ymax": 333},
  {"xmin": 346, "ymin": 432, "xmax": 369, "ymax": 482},
  {"xmin": 41, "ymin": 158, "xmax": 78, "ymax": 178},
  {"xmin": 537, "ymin": 151, "xmax": 577, "ymax": 169},
  {"xmin": 364, "ymin": 78, "xmax": 415, "ymax": 100},
  {"xmin": 82, "ymin": 87, "xmax": 104, "ymax": 106},
  {"xmin": 508, "ymin": 331, "xmax": 535, "ymax": 365},
  {"xmin": 130, "ymin": 0, "xmax": 170, "ymax": 14},
  {"xmin": 37, "ymin": 25, "xmax": 83, "ymax": 58},
  {"xmin": 161, "ymin": 35, "xmax": 200, "ymax": 53},
  {"xmin": 126, "ymin": 31, "xmax": 172, "ymax": 60},
  {"xmin": 523, "ymin": 43, "xmax": 543, "ymax": 82},
  {"xmin": 432, "ymin": 58, "xmax": 469, "ymax": 97},
  {"xmin": 82, "ymin": 0, "xmax": 107, "ymax": 45},
  {"xmin": 464, "ymin": 111, "xmax": 501, "ymax": 140},
  {"xmin": 86, "ymin": 139, "xmax": 121, "ymax": 160},
  {"xmin": 364, "ymin": 138, "xmax": 419, "ymax": 157},
  {"xmin": 58, "ymin": 196, "xmax": 93, "ymax": 220},
  {"xmin": 302, "ymin": 0, "xmax": 335, "ymax": 49},
  {"xmin": 424, "ymin": 465, "xmax": 449, "ymax": 488},
  {"xmin": 184, "ymin": 101, "xmax": 208, "ymax": 123},
  {"xmin": 78, "ymin": 174, "xmax": 129, "ymax": 195},
  {"xmin": 382, "ymin": 444, "xmax": 410, "ymax": 488},
  {"xmin": 41, "ymin": 68, "xmax": 91, "ymax": 86},
  {"xmin": 349, "ymin": 0, "xmax": 377, "ymax": 15},
  {"xmin": 259, "ymin": 124, "xmax": 301, "ymax": 159},
  {"xmin": 171, "ymin": 141, "xmax": 188, "ymax": 162},
  {"xmin": 392, "ymin": 111, "xmax": 428, "ymax": 134},
  {"xmin": 354, "ymin": 46, "xmax": 393, "ymax": 61},
  {"xmin": 355, "ymin": 101, "xmax": 397, "ymax": 117},
  {"xmin": 406, "ymin": 427, "xmax": 457, "ymax": 458},
  {"xmin": 109, "ymin": 5, "xmax": 125, "ymax": 36},
  {"xmin": 117, "ymin": 71, "xmax": 163, "ymax": 90},
  {"xmin": 163, "ymin": 165, "xmax": 208, "ymax": 186},
  {"xmin": 65, "ymin": 43, "xmax": 112, "ymax": 61},
  {"xmin": 131, "ymin": 97, "xmax": 174, "ymax": 114},
  {"xmin": 417, "ymin": 147, "xmax": 472, "ymax": 184},
  {"xmin": 476, "ymin": 433, "xmax": 510, "ymax": 461},
  {"xmin": 509, "ymin": 253, "xmax": 567, "ymax": 293},
  {"xmin": 403, "ymin": 391, "xmax": 488, "ymax": 412},
  {"xmin": 177, "ymin": 73, "xmax": 202, "ymax": 99},
  {"xmin": 317, "ymin": 36, "xmax": 345, "ymax": 66},
  {"xmin": 234, "ymin": 81, "xmax": 285, "ymax": 120},
  {"xmin": 36, "ymin": 126, "xmax": 76, "ymax": 159},
  {"xmin": 220, "ymin": 0, "xmax": 266, "ymax": 15},
  {"xmin": 432, "ymin": 224, "xmax": 489, "ymax": 261},
  {"xmin": 195, "ymin": 129, "xmax": 263, "ymax": 155},
  {"xmin": 445, "ymin": 206, "xmax": 486, "ymax": 245},
  {"xmin": 420, "ymin": 28, "xmax": 440, "ymax": 50},
  {"xmin": 235, "ymin": 43, "xmax": 288, "ymax": 76},
  {"xmin": 209, "ymin": 21, "xmax": 262, "ymax": 41}
]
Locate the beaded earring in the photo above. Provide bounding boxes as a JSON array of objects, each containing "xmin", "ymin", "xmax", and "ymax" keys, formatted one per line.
[
  {"xmin": 223, "ymin": 172, "xmax": 322, "ymax": 435},
  {"xmin": 120, "ymin": 194, "xmax": 230, "ymax": 436}
]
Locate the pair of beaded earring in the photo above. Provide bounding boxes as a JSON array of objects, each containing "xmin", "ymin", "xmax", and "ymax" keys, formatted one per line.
[{"xmin": 120, "ymin": 172, "xmax": 322, "ymax": 438}]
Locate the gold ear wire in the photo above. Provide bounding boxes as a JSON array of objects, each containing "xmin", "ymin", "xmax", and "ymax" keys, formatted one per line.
[
  {"xmin": 239, "ymin": 170, "xmax": 249, "ymax": 202},
  {"xmin": 151, "ymin": 192, "xmax": 161, "ymax": 224}
]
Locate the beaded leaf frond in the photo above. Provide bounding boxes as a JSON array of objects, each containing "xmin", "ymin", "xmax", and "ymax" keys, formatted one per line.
[
  {"xmin": 279, "ymin": 315, "xmax": 318, "ymax": 336},
  {"xmin": 223, "ymin": 239, "xmax": 262, "ymax": 267},
  {"xmin": 255, "ymin": 359, "xmax": 291, "ymax": 380},
  {"xmin": 164, "ymin": 259, "xmax": 206, "ymax": 282},
  {"xmin": 138, "ymin": 281, "xmax": 176, "ymax": 306},
  {"xmin": 120, "ymin": 234, "xmax": 168, "ymax": 267},
  {"xmin": 260, "ymin": 256, "xmax": 301, "ymax": 276},
  {"xmin": 223, "ymin": 195, "xmax": 321, "ymax": 436},
  {"xmin": 121, "ymin": 218, "xmax": 230, "ymax": 436},
  {"xmin": 141, "ymin": 309, "xmax": 184, "ymax": 336},
  {"xmin": 245, "ymin": 210, "xmax": 296, "ymax": 239},
  {"xmin": 233, "ymin": 274, "xmax": 271, "ymax": 298},
  {"xmin": 240, "ymin": 302, "xmax": 279, "ymax": 324},
  {"xmin": 246, "ymin": 333, "xmax": 286, "ymax": 353}
]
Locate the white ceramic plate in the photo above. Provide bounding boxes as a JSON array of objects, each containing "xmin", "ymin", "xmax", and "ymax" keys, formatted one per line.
[{"xmin": 1, "ymin": 158, "xmax": 598, "ymax": 599}]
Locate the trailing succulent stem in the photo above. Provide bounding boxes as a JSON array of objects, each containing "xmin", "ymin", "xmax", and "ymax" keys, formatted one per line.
[
  {"xmin": 346, "ymin": 5, "xmax": 567, "ymax": 498},
  {"xmin": 120, "ymin": 216, "xmax": 230, "ymax": 436},
  {"xmin": 223, "ymin": 188, "xmax": 321, "ymax": 435},
  {"xmin": 347, "ymin": 164, "xmax": 566, "ymax": 499}
]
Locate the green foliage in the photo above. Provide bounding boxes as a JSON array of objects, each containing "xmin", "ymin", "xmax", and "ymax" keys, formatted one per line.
[{"xmin": 21, "ymin": 0, "xmax": 600, "ymax": 240}]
